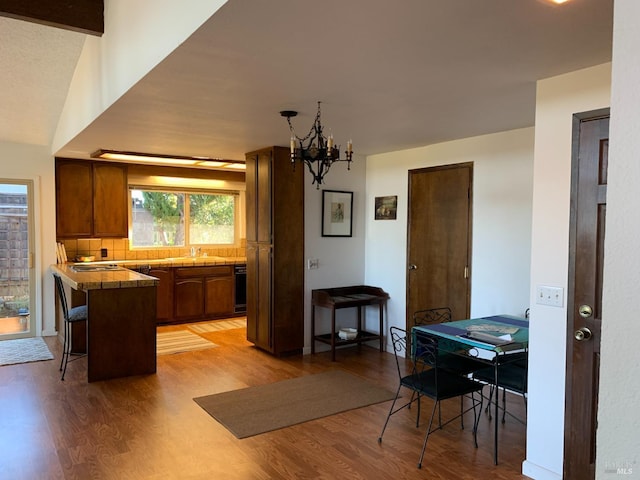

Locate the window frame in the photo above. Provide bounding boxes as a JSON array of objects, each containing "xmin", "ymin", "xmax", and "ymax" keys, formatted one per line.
[{"xmin": 128, "ymin": 186, "xmax": 240, "ymax": 250}]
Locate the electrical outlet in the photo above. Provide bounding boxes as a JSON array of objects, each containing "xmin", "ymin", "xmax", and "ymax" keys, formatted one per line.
[
  {"xmin": 101, "ymin": 248, "xmax": 108, "ymax": 258},
  {"xmin": 307, "ymin": 258, "xmax": 319, "ymax": 270},
  {"xmin": 536, "ymin": 285, "xmax": 564, "ymax": 307}
]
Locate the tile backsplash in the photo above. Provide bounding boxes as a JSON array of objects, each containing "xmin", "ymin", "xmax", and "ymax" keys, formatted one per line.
[{"xmin": 60, "ymin": 237, "xmax": 246, "ymax": 262}]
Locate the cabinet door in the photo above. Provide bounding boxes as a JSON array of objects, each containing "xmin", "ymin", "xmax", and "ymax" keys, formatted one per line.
[
  {"xmin": 205, "ymin": 276, "xmax": 234, "ymax": 317},
  {"xmin": 56, "ymin": 160, "xmax": 93, "ymax": 237},
  {"xmin": 93, "ymin": 163, "xmax": 128, "ymax": 237},
  {"xmin": 256, "ymin": 244, "xmax": 273, "ymax": 350},
  {"xmin": 246, "ymin": 243, "xmax": 259, "ymax": 343},
  {"xmin": 245, "ymin": 154, "xmax": 258, "ymax": 243},
  {"xmin": 174, "ymin": 278, "xmax": 204, "ymax": 319},
  {"xmin": 256, "ymin": 150, "xmax": 273, "ymax": 243},
  {"xmin": 149, "ymin": 268, "xmax": 174, "ymax": 323}
]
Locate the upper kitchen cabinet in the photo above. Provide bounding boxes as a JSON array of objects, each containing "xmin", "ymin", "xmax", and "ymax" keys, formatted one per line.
[{"xmin": 56, "ymin": 159, "xmax": 128, "ymax": 238}]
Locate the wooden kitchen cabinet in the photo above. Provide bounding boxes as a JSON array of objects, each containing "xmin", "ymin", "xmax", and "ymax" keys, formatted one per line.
[
  {"xmin": 55, "ymin": 158, "xmax": 128, "ymax": 238},
  {"xmin": 92, "ymin": 162, "xmax": 128, "ymax": 237},
  {"xmin": 55, "ymin": 160, "xmax": 93, "ymax": 237},
  {"xmin": 245, "ymin": 146, "xmax": 304, "ymax": 355},
  {"xmin": 205, "ymin": 275, "xmax": 234, "ymax": 317},
  {"xmin": 149, "ymin": 267, "xmax": 174, "ymax": 323},
  {"xmin": 174, "ymin": 266, "xmax": 234, "ymax": 321},
  {"xmin": 174, "ymin": 277, "xmax": 204, "ymax": 319}
]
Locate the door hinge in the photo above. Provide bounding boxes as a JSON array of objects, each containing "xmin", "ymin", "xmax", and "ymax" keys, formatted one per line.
[{"xmin": 464, "ymin": 266, "xmax": 469, "ymax": 279}]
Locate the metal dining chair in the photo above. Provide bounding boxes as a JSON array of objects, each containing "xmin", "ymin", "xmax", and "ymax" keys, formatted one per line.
[
  {"xmin": 53, "ymin": 274, "xmax": 88, "ymax": 380},
  {"xmin": 378, "ymin": 327, "xmax": 484, "ymax": 469}
]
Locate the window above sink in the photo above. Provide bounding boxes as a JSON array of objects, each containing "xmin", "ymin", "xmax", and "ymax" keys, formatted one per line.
[{"xmin": 129, "ymin": 188, "xmax": 239, "ymax": 249}]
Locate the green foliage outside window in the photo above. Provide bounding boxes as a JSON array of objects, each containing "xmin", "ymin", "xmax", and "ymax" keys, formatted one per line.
[{"xmin": 131, "ymin": 189, "xmax": 236, "ymax": 247}]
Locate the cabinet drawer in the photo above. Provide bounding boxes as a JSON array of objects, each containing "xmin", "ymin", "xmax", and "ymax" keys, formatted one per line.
[{"xmin": 174, "ymin": 266, "xmax": 232, "ymax": 278}]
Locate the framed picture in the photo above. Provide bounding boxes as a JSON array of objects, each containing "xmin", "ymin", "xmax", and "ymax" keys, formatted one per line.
[
  {"xmin": 322, "ymin": 190, "xmax": 353, "ymax": 237},
  {"xmin": 375, "ymin": 195, "xmax": 397, "ymax": 220}
]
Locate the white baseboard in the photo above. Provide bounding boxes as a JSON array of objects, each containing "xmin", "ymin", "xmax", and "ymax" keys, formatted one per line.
[{"xmin": 522, "ymin": 460, "xmax": 562, "ymax": 480}]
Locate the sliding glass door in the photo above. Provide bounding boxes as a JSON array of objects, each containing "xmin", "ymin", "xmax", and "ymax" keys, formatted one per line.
[{"xmin": 0, "ymin": 180, "xmax": 34, "ymax": 339}]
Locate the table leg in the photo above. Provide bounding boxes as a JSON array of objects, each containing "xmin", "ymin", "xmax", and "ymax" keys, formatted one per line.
[
  {"xmin": 331, "ymin": 308, "xmax": 336, "ymax": 362},
  {"xmin": 379, "ymin": 303, "xmax": 384, "ymax": 352},
  {"xmin": 494, "ymin": 356, "xmax": 499, "ymax": 465},
  {"xmin": 311, "ymin": 305, "xmax": 316, "ymax": 354}
]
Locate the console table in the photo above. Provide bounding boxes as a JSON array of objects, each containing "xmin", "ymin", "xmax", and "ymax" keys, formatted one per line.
[{"xmin": 311, "ymin": 285, "xmax": 390, "ymax": 361}]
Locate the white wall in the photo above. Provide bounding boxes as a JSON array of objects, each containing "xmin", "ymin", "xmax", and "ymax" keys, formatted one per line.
[
  {"xmin": 0, "ymin": 142, "xmax": 57, "ymax": 337},
  {"xmin": 363, "ymin": 127, "xmax": 534, "ymax": 345},
  {"xmin": 523, "ymin": 63, "xmax": 611, "ymax": 480},
  {"xmin": 53, "ymin": 0, "xmax": 227, "ymax": 154},
  {"xmin": 303, "ymin": 155, "xmax": 367, "ymax": 353},
  {"xmin": 598, "ymin": 1, "xmax": 640, "ymax": 476}
]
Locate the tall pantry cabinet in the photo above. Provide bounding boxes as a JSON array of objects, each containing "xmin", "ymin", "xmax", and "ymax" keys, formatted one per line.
[{"xmin": 245, "ymin": 146, "xmax": 304, "ymax": 355}]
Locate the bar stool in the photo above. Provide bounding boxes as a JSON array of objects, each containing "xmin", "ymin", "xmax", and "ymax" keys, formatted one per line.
[{"xmin": 53, "ymin": 274, "xmax": 88, "ymax": 380}]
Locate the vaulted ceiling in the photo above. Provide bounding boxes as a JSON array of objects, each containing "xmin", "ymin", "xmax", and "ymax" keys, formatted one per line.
[{"xmin": 1, "ymin": 0, "xmax": 614, "ymax": 162}]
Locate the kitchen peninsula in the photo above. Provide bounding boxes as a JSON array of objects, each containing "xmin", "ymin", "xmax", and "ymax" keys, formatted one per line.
[{"xmin": 51, "ymin": 264, "xmax": 159, "ymax": 382}]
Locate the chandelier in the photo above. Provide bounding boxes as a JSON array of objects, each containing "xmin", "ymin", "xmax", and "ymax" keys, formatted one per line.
[{"xmin": 280, "ymin": 101, "xmax": 353, "ymax": 188}]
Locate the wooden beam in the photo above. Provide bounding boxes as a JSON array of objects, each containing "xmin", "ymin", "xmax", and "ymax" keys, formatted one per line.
[{"xmin": 0, "ymin": 0, "xmax": 103, "ymax": 36}]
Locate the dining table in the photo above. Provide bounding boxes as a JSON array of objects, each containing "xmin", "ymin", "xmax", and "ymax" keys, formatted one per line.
[{"xmin": 412, "ymin": 314, "xmax": 529, "ymax": 465}]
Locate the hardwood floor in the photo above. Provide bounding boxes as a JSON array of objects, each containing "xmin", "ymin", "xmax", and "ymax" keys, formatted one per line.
[{"xmin": 0, "ymin": 324, "xmax": 530, "ymax": 479}]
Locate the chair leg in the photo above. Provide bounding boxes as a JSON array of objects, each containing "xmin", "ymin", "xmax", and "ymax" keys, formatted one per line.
[
  {"xmin": 417, "ymin": 400, "xmax": 439, "ymax": 469},
  {"xmin": 378, "ymin": 385, "xmax": 402, "ymax": 443},
  {"xmin": 502, "ymin": 387, "xmax": 507, "ymax": 424},
  {"xmin": 61, "ymin": 321, "xmax": 71, "ymax": 380},
  {"xmin": 59, "ymin": 320, "xmax": 67, "ymax": 372},
  {"xmin": 471, "ymin": 391, "xmax": 482, "ymax": 448}
]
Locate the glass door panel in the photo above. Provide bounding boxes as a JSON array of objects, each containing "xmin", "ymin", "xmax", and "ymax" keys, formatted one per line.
[{"xmin": 0, "ymin": 181, "xmax": 34, "ymax": 339}]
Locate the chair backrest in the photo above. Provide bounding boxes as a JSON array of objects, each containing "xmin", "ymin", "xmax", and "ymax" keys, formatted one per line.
[
  {"xmin": 53, "ymin": 274, "xmax": 69, "ymax": 322},
  {"xmin": 389, "ymin": 326, "xmax": 440, "ymax": 382},
  {"xmin": 413, "ymin": 307, "xmax": 452, "ymax": 325}
]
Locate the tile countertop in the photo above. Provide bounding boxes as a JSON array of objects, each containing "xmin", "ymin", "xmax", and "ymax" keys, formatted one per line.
[
  {"xmin": 123, "ymin": 256, "xmax": 247, "ymax": 268},
  {"xmin": 51, "ymin": 264, "xmax": 160, "ymax": 291},
  {"xmin": 51, "ymin": 256, "xmax": 246, "ymax": 290}
]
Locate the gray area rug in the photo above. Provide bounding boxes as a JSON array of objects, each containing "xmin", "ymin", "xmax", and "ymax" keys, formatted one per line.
[
  {"xmin": 0, "ymin": 337, "xmax": 54, "ymax": 366},
  {"xmin": 194, "ymin": 370, "xmax": 396, "ymax": 438}
]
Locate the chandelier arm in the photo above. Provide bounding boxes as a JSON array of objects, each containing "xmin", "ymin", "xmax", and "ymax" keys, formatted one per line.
[{"xmin": 282, "ymin": 101, "xmax": 352, "ymax": 187}]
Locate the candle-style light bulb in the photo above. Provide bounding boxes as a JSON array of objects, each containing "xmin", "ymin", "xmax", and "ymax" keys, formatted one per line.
[
  {"xmin": 327, "ymin": 133, "xmax": 334, "ymax": 150},
  {"xmin": 290, "ymin": 136, "xmax": 296, "ymax": 154},
  {"xmin": 347, "ymin": 139, "xmax": 353, "ymax": 153}
]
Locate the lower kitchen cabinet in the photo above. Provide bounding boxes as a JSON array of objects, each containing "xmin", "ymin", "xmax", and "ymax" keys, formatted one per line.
[
  {"xmin": 174, "ymin": 266, "xmax": 234, "ymax": 322},
  {"xmin": 205, "ymin": 276, "xmax": 234, "ymax": 317},
  {"xmin": 149, "ymin": 268, "xmax": 174, "ymax": 322},
  {"xmin": 174, "ymin": 277, "xmax": 204, "ymax": 320}
]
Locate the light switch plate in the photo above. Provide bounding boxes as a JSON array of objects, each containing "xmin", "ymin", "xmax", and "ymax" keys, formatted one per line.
[{"xmin": 536, "ymin": 285, "xmax": 564, "ymax": 307}]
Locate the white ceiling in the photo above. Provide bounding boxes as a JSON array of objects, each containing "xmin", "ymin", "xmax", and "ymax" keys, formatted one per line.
[{"xmin": 1, "ymin": 0, "xmax": 614, "ymax": 162}]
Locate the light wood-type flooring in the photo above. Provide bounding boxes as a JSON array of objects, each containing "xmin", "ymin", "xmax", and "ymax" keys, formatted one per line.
[{"xmin": 0, "ymin": 322, "xmax": 530, "ymax": 479}]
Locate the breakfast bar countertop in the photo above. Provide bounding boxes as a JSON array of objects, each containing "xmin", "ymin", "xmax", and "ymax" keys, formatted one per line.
[{"xmin": 50, "ymin": 263, "xmax": 159, "ymax": 290}]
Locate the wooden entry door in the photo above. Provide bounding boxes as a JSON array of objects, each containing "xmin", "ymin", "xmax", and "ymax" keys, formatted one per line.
[
  {"xmin": 406, "ymin": 163, "xmax": 472, "ymax": 326},
  {"xmin": 564, "ymin": 112, "xmax": 609, "ymax": 479}
]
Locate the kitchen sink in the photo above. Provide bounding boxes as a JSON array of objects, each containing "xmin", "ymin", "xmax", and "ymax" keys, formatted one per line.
[{"xmin": 70, "ymin": 264, "xmax": 123, "ymax": 272}]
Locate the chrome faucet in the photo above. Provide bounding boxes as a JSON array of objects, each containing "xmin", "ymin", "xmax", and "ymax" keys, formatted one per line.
[{"xmin": 190, "ymin": 247, "xmax": 201, "ymax": 257}]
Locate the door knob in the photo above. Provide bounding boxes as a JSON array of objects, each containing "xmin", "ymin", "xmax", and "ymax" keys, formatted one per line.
[
  {"xmin": 408, "ymin": 264, "xmax": 417, "ymax": 270},
  {"xmin": 578, "ymin": 304, "xmax": 593, "ymax": 318},
  {"xmin": 574, "ymin": 327, "xmax": 592, "ymax": 341}
]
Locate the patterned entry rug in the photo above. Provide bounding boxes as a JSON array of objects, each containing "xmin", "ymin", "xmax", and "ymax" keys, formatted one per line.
[
  {"xmin": 0, "ymin": 337, "xmax": 54, "ymax": 367},
  {"xmin": 157, "ymin": 330, "xmax": 218, "ymax": 355},
  {"xmin": 188, "ymin": 318, "xmax": 246, "ymax": 334}
]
